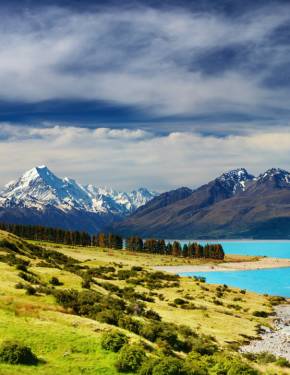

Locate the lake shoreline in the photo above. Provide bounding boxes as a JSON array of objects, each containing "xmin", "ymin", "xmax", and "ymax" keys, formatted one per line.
[
  {"xmin": 240, "ymin": 303, "xmax": 290, "ymax": 361},
  {"xmin": 154, "ymin": 257, "xmax": 290, "ymax": 273}
]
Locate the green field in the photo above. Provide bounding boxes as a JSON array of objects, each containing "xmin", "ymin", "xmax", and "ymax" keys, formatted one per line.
[{"xmin": 0, "ymin": 230, "xmax": 288, "ymax": 374}]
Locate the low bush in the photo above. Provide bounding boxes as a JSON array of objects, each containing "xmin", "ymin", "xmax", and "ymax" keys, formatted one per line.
[
  {"xmin": 138, "ymin": 357, "xmax": 161, "ymax": 375},
  {"xmin": 190, "ymin": 337, "xmax": 218, "ymax": 356},
  {"xmin": 18, "ymin": 271, "xmax": 39, "ymax": 284},
  {"xmin": 132, "ymin": 266, "xmax": 143, "ymax": 272},
  {"xmin": 0, "ymin": 340, "xmax": 38, "ymax": 365},
  {"xmin": 15, "ymin": 282, "xmax": 25, "ymax": 289},
  {"xmin": 101, "ymin": 331, "xmax": 128, "ymax": 352},
  {"xmin": 252, "ymin": 310, "xmax": 269, "ymax": 317},
  {"xmin": 208, "ymin": 353, "xmax": 259, "ymax": 375},
  {"xmin": 144, "ymin": 309, "xmax": 161, "ymax": 321},
  {"xmin": 151, "ymin": 357, "xmax": 185, "ymax": 375},
  {"xmin": 275, "ymin": 357, "xmax": 290, "ymax": 367},
  {"xmin": 115, "ymin": 344, "xmax": 146, "ymax": 373},
  {"xmin": 255, "ymin": 351, "xmax": 276, "ymax": 364},
  {"xmin": 25, "ymin": 285, "xmax": 37, "ymax": 295},
  {"xmin": 49, "ymin": 276, "xmax": 63, "ymax": 286},
  {"xmin": 118, "ymin": 316, "xmax": 141, "ymax": 334},
  {"xmin": 174, "ymin": 298, "xmax": 187, "ymax": 306}
]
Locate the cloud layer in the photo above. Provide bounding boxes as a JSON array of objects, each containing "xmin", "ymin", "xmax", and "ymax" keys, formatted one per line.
[
  {"xmin": 0, "ymin": 4, "xmax": 290, "ymax": 121},
  {"xmin": 1, "ymin": 124, "xmax": 290, "ymax": 191}
]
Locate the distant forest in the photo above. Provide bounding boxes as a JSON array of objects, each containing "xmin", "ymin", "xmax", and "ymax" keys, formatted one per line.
[{"xmin": 0, "ymin": 222, "xmax": 224, "ymax": 260}]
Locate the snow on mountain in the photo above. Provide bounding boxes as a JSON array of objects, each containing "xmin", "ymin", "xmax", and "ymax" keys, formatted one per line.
[
  {"xmin": 216, "ymin": 168, "xmax": 255, "ymax": 194},
  {"xmin": 256, "ymin": 168, "xmax": 290, "ymax": 187},
  {"xmin": 0, "ymin": 166, "xmax": 158, "ymax": 215}
]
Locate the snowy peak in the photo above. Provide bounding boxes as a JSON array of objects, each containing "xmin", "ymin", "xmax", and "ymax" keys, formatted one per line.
[
  {"xmin": 216, "ymin": 168, "xmax": 254, "ymax": 194},
  {"xmin": 0, "ymin": 166, "xmax": 158, "ymax": 215},
  {"xmin": 256, "ymin": 168, "xmax": 290, "ymax": 188}
]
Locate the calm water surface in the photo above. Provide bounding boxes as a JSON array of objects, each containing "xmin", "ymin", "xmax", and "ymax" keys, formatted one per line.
[
  {"xmin": 176, "ymin": 240, "xmax": 290, "ymax": 297},
  {"xmin": 180, "ymin": 268, "xmax": 290, "ymax": 297}
]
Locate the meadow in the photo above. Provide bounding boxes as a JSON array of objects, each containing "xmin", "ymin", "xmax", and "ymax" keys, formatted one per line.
[{"xmin": 0, "ymin": 230, "xmax": 289, "ymax": 374}]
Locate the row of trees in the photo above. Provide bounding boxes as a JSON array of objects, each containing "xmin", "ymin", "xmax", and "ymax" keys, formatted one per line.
[
  {"xmin": 0, "ymin": 223, "xmax": 122, "ymax": 249},
  {"xmin": 0, "ymin": 222, "xmax": 224, "ymax": 259},
  {"xmin": 125, "ymin": 237, "xmax": 224, "ymax": 259}
]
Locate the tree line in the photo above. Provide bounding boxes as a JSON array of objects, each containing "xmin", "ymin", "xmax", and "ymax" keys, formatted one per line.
[
  {"xmin": 0, "ymin": 223, "xmax": 122, "ymax": 249},
  {"xmin": 125, "ymin": 237, "xmax": 224, "ymax": 259},
  {"xmin": 0, "ymin": 222, "xmax": 224, "ymax": 259}
]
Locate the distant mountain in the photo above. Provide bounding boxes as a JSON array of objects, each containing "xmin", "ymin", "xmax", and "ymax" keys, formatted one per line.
[
  {"xmin": 0, "ymin": 166, "xmax": 158, "ymax": 232},
  {"xmin": 115, "ymin": 168, "xmax": 290, "ymax": 239}
]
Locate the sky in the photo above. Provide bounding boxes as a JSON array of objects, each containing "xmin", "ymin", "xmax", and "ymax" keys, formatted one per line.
[{"xmin": 1, "ymin": 0, "xmax": 290, "ymax": 191}]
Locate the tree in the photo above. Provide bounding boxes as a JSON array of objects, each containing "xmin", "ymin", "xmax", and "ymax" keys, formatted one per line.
[
  {"xmin": 172, "ymin": 241, "xmax": 182, "ymax": 257},
  {"xmin": 183, "ymin": 244, "xmax": 189, "ymax": 257}
]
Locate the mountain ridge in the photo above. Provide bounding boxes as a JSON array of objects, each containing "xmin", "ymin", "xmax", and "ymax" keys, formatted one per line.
[
  {"xmin": 0, "ymin": 166, "xmax": 158, "ymax": 233},
  {"xmin": 0, "ymin": 166, "xmax": 158, "ymax": 215},
  {"xmin": 115, "ymin": 167, "xmax": 290, "ymax": 239},
  {"xmin": 2, "ymin": 166, "xmax": 290, "ymax": 238}
]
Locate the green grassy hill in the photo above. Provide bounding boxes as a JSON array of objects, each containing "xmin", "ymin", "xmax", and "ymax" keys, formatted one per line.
[{"xmin": 0, "ymin": 230, "xmax": 288, "ymax": 374}]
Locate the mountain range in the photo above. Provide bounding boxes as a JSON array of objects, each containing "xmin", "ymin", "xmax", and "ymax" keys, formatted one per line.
[
  {"xmin": 0, "ymin": 166, "xmax": 157, "ymax": 232},
  {"xmin": 115, "ymin": 168, "xmax": 290, "ymax": 239},
  {"xmin": 2, "ymin": 166, "xmax": 290, "ymax": 238}
]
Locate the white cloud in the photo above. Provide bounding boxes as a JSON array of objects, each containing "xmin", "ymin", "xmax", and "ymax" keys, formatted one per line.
[
  {"xmin": 1, "ymin": 124, "xmax": 290, "ymax": 191},
  {"xmin": 0, "ymin": 5, "xmax": 289, "ymax": 116}
]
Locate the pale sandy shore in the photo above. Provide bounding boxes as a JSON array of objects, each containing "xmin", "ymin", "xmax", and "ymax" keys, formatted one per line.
[
  {"xmin": 154, "ymin": 257, "xmax": 290, "ymax": 273},
  {"xmin": 241, "ymin": 304, "xmax": 290, "ymax": 361}
]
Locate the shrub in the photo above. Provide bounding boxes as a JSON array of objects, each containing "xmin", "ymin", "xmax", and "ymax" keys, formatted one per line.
[
  {"xmin": 255, "ymin": 351, "xmax": 276, "ymax": 364},
  {"xmin": 15, "ymin": 282, "xmax": 25, "ymax": 289},
  {"xmin": 213, "ymin": 298, "xmax": 223, "ymax": 306},
  {"xmin": 275, "ymin": 357, "xmax": 290, "ymax": 367},
  {"xmin": 117, "ymin": 269, "xmax": 137, "ymax": 280},
  {"xmin": 18, "ymin": 271, "xmax": 39, "ymax": 284},
  {"xmin": 0, "ymin": 340, "xmax": 38, "ymax": 365},
  {"xmin": 174, "ymin": 298, "xmax": 187, "ymax": 306},
  {"xmin": 118, "ymin": 316, "xmax": 142, "ymax": 334},
  {"xmin": 132, "ymin": 266, "xmax": 143, "ymax": 272},
  {"xmin": 252, "ymin": 310, "xmax": 269, "ymax": 317},
  {"xmin": 138, "ymin": 357, "xmax": 161, "ymax": 375},
  {"xmin": 144, "ymin": 309, "xmax": 161, "ymax": 321},
  {"xmin": 49, "ymin": 276, "xmax": 62, "ymax": 286},
  {"xmin": 184, "ymin": 352, "xmax": 208, "ymax": 375},
  {"xmin": 16, "ymin": 264, "xmax": 28, "ymax": 272},
  {"xmin": 96, "ymin": 309, "xmax": 120, "ymax": 325},
  {"xmin": 139, "ymin": 323, "xmax": 160, "ymax": 342},
  {"xmin": 151, "ymin": 357, "xmax": 185, "ymax": 375},
  {"xmin": 25, "ymin": 286, "xmax": 37, "ymax": 295},
  {"xmin": 209, "ymin": 354, "xmax": 258, "ymax": 375},
  {"xmin": 81, "ymin": 278, "xmax": 91, "ymax": 289},
  {"xmin": 101, "ymin": 331, "xmax": 128, "ymax": 352},
  {"xmin": 115, "ymin": 344, "xmax": 146, "ymax": 373},
  {"xmin": 190, "ymin": 338, "xmax": 218, "ymax": 356},
  {"xmin": 227, "ymin": 362, "xmax": 259, "ymax": 375}
]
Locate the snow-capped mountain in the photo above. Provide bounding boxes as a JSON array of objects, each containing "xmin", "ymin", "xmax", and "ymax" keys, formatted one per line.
[
  {"xmin": 215, "ymin": 168, "xmax": 255, "ymax": 194},
  {"xmin": 256, "ymin": 168, "xmax": 290, "ymax": 187},
  {"xmin": 0, "ymin": 166, "xmax": 158, "ymax": 215}
]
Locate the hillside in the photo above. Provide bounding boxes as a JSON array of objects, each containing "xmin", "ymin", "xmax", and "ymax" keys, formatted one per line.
[
  {"xmin": 0, "ymin": 230, "xmax": 288, "ymax": 374},
  {"xmin": 116, "ymin": 168, "xmax": 290, "ymax": 239}
]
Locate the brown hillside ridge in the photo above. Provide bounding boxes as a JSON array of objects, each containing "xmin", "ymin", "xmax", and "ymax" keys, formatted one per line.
[{"xmin": 116, "ymin": 168, "xmax": 290, "ymax": 239}]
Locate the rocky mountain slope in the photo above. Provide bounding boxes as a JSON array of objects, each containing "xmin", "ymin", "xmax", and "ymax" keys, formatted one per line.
[{"xmin": 115, "ymin": 168, "xmax": 290, "ymax": 239}]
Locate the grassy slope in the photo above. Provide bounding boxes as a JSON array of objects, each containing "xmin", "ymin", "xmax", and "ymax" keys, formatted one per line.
[{"xmin": 0, "ymin": 230, "xmax": 288, "ymax": 374}]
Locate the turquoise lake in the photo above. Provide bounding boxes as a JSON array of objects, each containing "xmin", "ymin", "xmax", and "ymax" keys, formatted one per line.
[{"xmin": 177, "ymin": 241, "xmax": 290, "ymax": 297}]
